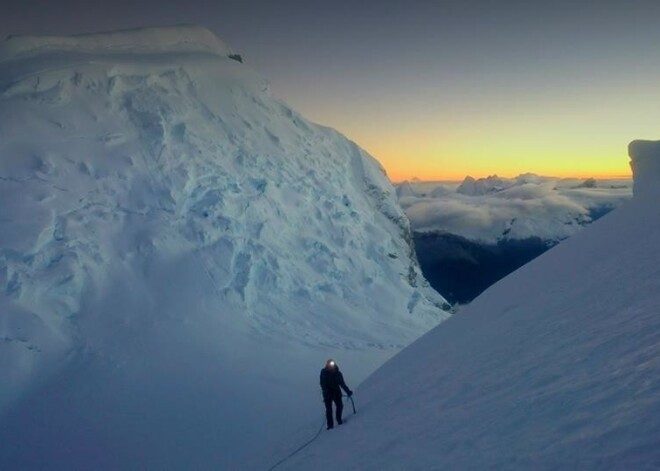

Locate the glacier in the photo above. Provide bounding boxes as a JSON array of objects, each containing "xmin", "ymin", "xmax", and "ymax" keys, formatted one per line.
[
  {"xmin": 283, "ymin": 141, "xmax": 660, "ymax": 469},
  {"xmin": 0, "ymin": 26, "xmax": 449, "ymax": 470}
]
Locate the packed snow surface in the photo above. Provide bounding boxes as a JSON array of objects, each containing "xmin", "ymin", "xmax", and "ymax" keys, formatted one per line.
[
  {"xmin": 283, "ymin": 142, "xmax": 660, "ymax": 469},
  {"xmin": 0, "ymin": 26, "xmax": 448, "ymax": 470}
]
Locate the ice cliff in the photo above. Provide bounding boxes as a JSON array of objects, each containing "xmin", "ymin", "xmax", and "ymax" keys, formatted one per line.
[{"xmin": 0, "ymin": 26, "xmax": 448, "ymax": 470}]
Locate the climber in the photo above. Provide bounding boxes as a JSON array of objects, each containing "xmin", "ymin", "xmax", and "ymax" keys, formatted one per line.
[{"xmin": 320, "ymin": 359, "xmax": 352, "ymax": 430}]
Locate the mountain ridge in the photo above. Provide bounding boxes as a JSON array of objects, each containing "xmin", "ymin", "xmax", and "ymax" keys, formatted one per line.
[
  {"xmin": 0, "ymin": 26, "xmax": 448, "ymax": 469},
  {"xmin": 0, "ymin": 25, "xmax": 234, "ymax": 61}
]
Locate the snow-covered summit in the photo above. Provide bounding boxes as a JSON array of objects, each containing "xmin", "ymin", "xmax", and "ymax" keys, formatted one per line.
[
  {"xmin": 457, "ymin": 174, "xmax": 508, "ymax": 195},
  {"xmin": 0, "ymin": 27, "xmax": 447, "ymax": 469},
  {"xmin": 0, "ymin": 25, "xmax": 234, "ymax": 62},
  {"xmin": 456, "ymin": 173, "xmax": 554, "ymax": 196}
]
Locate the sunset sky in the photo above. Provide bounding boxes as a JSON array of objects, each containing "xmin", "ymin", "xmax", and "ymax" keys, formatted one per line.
[{"xmin": 2, "ymin": 0, "xmax": 658, "ymax": 181}]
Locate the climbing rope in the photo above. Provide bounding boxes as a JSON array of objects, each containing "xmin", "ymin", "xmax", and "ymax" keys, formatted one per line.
[
  {"xmin": 266, "ymin": 418, "xmax": 326, "ymax": 471},
  {"xmin": 265, "ymin": 394, "xmax": 356, "ymax": 471}
]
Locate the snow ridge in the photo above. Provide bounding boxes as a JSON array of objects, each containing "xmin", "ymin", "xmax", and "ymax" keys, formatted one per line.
[
  {"xmin": 0, "ymin": 25, "xmax": 233, "ymax": 62},
  {"xmin": 629, "ymin": 139, "xmax": 660, "ymax": 201}
]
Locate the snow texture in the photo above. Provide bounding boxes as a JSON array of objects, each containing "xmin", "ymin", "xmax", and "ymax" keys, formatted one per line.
[
  {"xmin": 398, "ymin": 175, "xmax": 631, "ymax": 244},
  {"xmin": 283, "ymin": 141, "xmax": 660, "ymax": 469},
  {"xmin": 630, "ymin": 139, "xmax": 660, "ymax": 201},
  {"xmin": 0, "ymin": 26, "xmax": 448, "ymax": 470}
]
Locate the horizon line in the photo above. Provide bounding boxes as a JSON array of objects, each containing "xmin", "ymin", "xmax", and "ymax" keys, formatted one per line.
[{"xmin": 390, "ymin": 173, "xmax": 634, "ymax": 185}]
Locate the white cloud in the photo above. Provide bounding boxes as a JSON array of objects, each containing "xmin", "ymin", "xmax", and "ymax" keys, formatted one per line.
[{"xmin": 399, "ymin": 176, "xmax": 632, "ymax": 243}]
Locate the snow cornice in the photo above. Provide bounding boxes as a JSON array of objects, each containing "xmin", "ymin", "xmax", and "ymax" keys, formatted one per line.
[
  {"xmin": 0, "ymin": 25, "xmax": 234, "ymax": 63},
  {"xmin": 629, "ymin": 139, "xmax": 660, "ymax": 201}
]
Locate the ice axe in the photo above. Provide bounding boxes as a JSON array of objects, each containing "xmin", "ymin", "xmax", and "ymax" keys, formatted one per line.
[{"xmin": 346, "ymin": 394, "xmax": 356, "ymax": 414}]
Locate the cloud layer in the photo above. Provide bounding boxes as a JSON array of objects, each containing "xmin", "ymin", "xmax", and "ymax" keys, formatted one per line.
[{"xmin": 398, "ymin": 175, "xmax": 632, "ymax": 243}]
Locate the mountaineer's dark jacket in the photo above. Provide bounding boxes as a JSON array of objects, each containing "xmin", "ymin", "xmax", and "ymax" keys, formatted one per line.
[{"xmin": 320, "ymin": 367, "xmax": 351, "ymax": 398}]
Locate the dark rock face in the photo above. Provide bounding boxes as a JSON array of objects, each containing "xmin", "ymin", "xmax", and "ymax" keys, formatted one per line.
[{"xmin": 413, "ymin": 232, "xmax": 553, "ymax": 305}]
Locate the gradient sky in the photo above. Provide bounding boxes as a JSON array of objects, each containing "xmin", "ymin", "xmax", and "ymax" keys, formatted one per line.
[{"xmin": 2, "ymin": 0, "xmax": 659, "ymax": 181}]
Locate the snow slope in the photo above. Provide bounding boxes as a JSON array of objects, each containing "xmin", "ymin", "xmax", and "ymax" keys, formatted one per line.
[
  {"xmin": 283, "ymin": 141, "xmax": 660, "ymax": 469},
  {"xmin": 0, "ymin": 26, "xmax": 449, "ymax": 470}
]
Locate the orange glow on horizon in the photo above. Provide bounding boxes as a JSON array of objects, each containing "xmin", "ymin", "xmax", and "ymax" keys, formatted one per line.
[
  {"xmin": 285, "ymin": 75, "xmax": 656, "ymax": 186},
  {"xmin": 387, "ymin": 171, "xmax": 633, "ymax": 184},
  {"xmin": 338, "ymin": 121, "xmax": 638, "ymax": 184},
  {"xmin": 381, "ymin": 157, "xmax": 633, "ymax": 183},
  {"xmin": 362, "ymin": 144, "xmax": 633, "ymax": 184}
]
